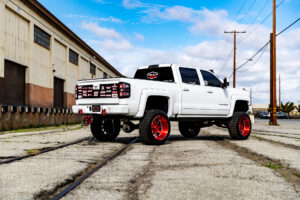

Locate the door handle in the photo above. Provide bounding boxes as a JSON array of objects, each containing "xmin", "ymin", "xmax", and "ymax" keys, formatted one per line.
[
  {"xmin": 207, "ymin": 90, "xmax": 213, "ymax": 94},
  {"xmin": 183, "ymin": 88, "xmax": 189, "ymax": 92}
]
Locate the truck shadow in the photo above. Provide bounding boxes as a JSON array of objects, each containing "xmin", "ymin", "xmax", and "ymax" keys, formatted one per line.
[
  {"xmin": 89, "ymin": 135, "xmax": 234, "ymax": 145},
  {"xmin": 166, "ymin": 134, "xmax": 231, "ymax": 143}
]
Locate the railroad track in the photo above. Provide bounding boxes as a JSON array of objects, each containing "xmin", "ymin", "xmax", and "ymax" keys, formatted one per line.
[
  {"xmin": 50, "ymin": 137, "xmax": 139, "ymax": 200},
  {"xmin": 0, "ymin": 136, "xmax": 92, "ymax": 165}
]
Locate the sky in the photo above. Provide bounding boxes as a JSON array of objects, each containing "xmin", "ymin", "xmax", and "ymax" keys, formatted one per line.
[{"xmin": 38, "ymin": 0, "xmax": 300, "ymax": 105}]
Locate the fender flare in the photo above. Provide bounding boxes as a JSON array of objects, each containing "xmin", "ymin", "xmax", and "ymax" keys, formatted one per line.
[
  {"xmin": 228, "ymin": 96, "xmax": 250, "ymax": 117},
  {"xmin": 135, "ymin": 89, "xmax": 173, "ymax": 118}
]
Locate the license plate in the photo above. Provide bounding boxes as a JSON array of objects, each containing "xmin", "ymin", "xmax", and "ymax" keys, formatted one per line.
[{"xmin": 92, "ymin": 105, "xmax": 101, "ymax": 112}]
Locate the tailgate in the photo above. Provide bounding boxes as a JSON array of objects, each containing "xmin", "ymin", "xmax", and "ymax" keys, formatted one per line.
[{"xmin": 76, "ymin": 80, "xmax": 121, "ymax": 105}]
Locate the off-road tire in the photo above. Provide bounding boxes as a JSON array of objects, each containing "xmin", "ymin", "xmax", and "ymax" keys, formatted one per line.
[
  {"xmin": 91, "ymin": 118, "xmax": 120, "ymax": 141},
  {"xmin": 228, "ymin": 112, "xmax": 251, "ymax": 140},
  {"xmin": 178, "ymin": 121, "xmax": 201, "ymax": 138},
  {"xmin": 139, "ymin": 109, "xmax": 170, "ymax": 145}
]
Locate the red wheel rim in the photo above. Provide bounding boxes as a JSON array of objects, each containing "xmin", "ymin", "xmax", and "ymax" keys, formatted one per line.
[
  {"xmin": 239, "ymin": 116, "xmax": 251, "ymax": 136},
  {"xmin": 151, "ymin": 115, "xmax": 169, "ymax": 141}
]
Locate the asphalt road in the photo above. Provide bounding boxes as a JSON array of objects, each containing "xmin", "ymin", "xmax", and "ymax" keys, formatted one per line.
[{"xmin": 0, "ymin": 121, "xmax": 299, "ymax": 200}]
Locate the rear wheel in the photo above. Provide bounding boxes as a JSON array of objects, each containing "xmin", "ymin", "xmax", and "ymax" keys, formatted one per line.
[
  {"xmin": 139, "ymin": 109, "xmax": 170, "ymax": 145},
  {"xmin": 228, "ymin": 112, "xmax": 251, "ymax": 140},
  {"xmin": 178, "ymin": 121, "xmax": 201, "ymax": 138},
  {"xmin": 91, "ymin": 118, "xmax": 120, "ymax": 141}
]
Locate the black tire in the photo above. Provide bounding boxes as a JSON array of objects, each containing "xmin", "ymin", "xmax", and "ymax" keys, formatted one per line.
[
  {"xmin": 178, "ymin": 121, "xmax": 201, "ymax": 138},
  {"xmin": 228, "ymin": 112, "xmax": 251, "ymax": 140},
  {"xmin": 139, "ymin": 109, "xmax": 170, "ymax": 145},
  {"xmin": 91, "ymin": 118, "xmax": 120, "ymax": 141}
]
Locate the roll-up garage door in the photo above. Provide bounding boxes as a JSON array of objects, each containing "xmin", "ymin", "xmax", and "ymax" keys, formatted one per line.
[{"xmin": 4, "ymin": 60, "xmax": 25, "ymax": 105}]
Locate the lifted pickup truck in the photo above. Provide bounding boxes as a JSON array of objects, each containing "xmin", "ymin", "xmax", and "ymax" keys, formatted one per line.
[{"xmin": 72, "ymin": 64, "xmax": 251, "ymax": 145}]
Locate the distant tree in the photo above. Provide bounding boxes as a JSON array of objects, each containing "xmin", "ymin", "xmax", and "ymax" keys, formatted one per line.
[
  {"xmin": 296, "ymin": 104, "xmax": 300, "ymax": 112},
  {"xmin": 280, "ymin": 102, "xmax": 296, "ymax": 118}
]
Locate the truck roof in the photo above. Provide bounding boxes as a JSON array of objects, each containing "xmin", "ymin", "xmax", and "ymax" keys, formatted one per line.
[{"xmin": 138, "ymin": 64, "xmax": 213, "ymax": 72}]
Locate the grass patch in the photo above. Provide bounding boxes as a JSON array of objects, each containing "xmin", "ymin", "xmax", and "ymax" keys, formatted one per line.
[
  {"xmin": 263, "ymin": 162, "xmax": 284, "ymax": 169},
  {"xmin": 0, "ymin": 123, "xmax": 81, "ymax": 135},
  {"xmin": 26, "ymin": 149, "xmax": 40, "ymax": 155}
]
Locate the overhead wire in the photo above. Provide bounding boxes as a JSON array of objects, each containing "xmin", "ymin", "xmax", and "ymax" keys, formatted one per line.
[
  {"xmin": 212, "ymin": 0, "xmax": 247, "ymax": 74},
  {"xmin": 238, "ymin": 0, "xmax": 286, "ymax": 45},
  {"xmin": 249, "ymin": 0, "xmax": 269, "ymax": 25},
  {"xmin": 239, "ymin": 0, "xmax": 257, "ymax": 24},
  {"xmin": 229, "ymin": 16, "xmax": 300, "ymax": 77}
]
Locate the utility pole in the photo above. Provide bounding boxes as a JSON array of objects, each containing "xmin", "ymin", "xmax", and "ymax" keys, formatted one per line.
[
  {"xmin": 270, "ymin": 0, "xmax": 278, "ymax": 125},
  {"xmin": 279, "ymin": 74, "xmax": 281, "ymax": 111},
  {"xmin": 269, "ymin": 33, "xmax": 274, "ymax": 124},
  {"xmin": 224, "ymin": 30, "xmax": 246, "ymax": 88}
]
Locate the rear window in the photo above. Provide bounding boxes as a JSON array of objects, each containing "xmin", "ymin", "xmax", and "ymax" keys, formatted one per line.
[{"xmin": 134, "ymin": 67, "xmax": 174, "ymax": 82}]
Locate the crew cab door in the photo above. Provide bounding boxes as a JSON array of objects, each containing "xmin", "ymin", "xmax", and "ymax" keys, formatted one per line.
[
  {"xmin": 179, "ymin": 67, "xmax": 207, "ymax": 115},
  {"xmin": 200, "ymin": 70, "xmax": 230, "ymax": 116}
]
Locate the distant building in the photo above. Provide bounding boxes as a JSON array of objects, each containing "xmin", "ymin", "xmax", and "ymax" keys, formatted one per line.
[
  {"xmin": 0, "ymin": 0, "xmax": 122, "ymax": 109},
  {"xmin": 252, "ymin": 104, "xmax": 269, "ymax": 113}
]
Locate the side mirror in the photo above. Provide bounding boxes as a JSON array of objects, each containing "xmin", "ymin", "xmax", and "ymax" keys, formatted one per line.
[
  {"xmin": 204, "ymin": 80, "xmax": 208, "ymax": 86},
  {"xmin": 222, "ymin": 77, "xmax": 229, "ymax": 88}
]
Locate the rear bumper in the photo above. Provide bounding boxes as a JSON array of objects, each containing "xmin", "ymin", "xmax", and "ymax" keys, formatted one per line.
[{"xmin": 72, "ymin": 105, "xmax": 129, "ymax": 115}]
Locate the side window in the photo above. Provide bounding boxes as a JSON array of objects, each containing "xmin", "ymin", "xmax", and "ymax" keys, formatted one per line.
[
  {"xmin": 179, "ymin": 68, "xmax": 200, "ymax": 85},
  {"xmin": 200, "ymin": 70, "xmax": 222, "ymax": 87}
]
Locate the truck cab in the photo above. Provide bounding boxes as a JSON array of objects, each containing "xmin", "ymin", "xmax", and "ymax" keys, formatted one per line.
[{"xmin": 73, "ymin": 64, "xmax": 251, "ymax": 145}]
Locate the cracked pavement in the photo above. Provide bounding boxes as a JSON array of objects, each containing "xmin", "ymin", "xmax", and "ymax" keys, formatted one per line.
[{"xmin": 0, "ymin": 119, "xmax": 299, "ymax": 200}]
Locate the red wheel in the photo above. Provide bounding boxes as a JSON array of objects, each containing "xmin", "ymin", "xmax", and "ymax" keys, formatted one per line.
[
  {"xmin": 151, "ymin": 115, "xmax": 169, "ymax": 141},
  {"xmin": 228, "ymin": 112, "xmax": 252, "ymax": 140},
  {"xmin": 139, "ymin": 109, "xmax": 170, "ymax": 145},
  {"xmin": 239, "ymin": 116, "xmax": 251, "ymax": 137}
]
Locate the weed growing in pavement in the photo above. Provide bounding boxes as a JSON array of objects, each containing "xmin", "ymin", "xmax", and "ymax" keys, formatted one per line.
[
  {"xmin": 264, "ymin": 162, "xmax": 284, "ymax": 169},
  {"xmin": 26, "ymin": 149, "xmax": 40, "ymax": 155}
]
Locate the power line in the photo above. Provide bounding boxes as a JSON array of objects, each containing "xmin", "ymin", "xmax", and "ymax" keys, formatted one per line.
[
  {"xmin": 229, "ymin": 42, "xmax": 269, "ymax": 78},
  {"xmin": 238, "ymin": 0, "xmax": 286, "ymax": 44},
  {"xmin": 235, "ymin": 0, "xmax": 248, "ymax": 22},
  {"xmin": 217, "ymin": 49, "xmax": 233, "ymax": 75},
  {"xmin": 208, "ymin": 0, "xmax": 247, "ymax": 68},
  {"xmin": 276, "ymin": 17, "xmax": 300, "ymax": 36},
  {"xmin": 231, "ymin": 15, "xmax": 300, "ymax": 76},
  {"xmin": 219, "ymin": 0, "xmax": 286, "ymax": 75},
  {"xmin": 239, "ymin": 0, "xmax": 257, "ymax": 24},
  {"xmin": 249, "ymin": 0, "xmax": 269, "ymax": 25},
  {"xmin": 236, "ymin": 43, "xmax": 268, "ymax": 73}
]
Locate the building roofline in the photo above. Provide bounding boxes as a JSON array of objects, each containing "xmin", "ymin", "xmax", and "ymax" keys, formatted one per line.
[{"xmin": 21, "ymin": 0, "xmax": 123, "ymax": 77}]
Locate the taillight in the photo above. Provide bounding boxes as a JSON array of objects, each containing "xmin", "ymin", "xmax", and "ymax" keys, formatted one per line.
[
  {"xmin": 118, "ymin": 82, "xmax": 130, "ymax": 98},
  {"xmin": 76, "ymin": 85, "xmax": 83, "ymax": 99}
]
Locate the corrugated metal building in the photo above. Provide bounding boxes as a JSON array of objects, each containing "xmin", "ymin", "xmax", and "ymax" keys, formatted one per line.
[{"xmin": 0, "ymin": 0, "xmax": 122, "ymax": 109}]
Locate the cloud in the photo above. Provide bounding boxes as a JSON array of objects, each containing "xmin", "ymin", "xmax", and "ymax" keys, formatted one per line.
[
  {"xmin": 134, "ymin": 32, "xmax": 144, "ymax": 40},
  {"xmin": 122, "ymin": 0, "xmax": 146, "ymax": 9},
  {"xmin": 100, "ymin": 39, "xmax": 133, "ymax": 51},
  {"xmin": 79, "ymin": 4, "xmax": 300, "ymax": 104},
  {"xmin": 81, "ymin": 22, "xmax": 122, "ymax": 38},
  {"xmin": 66, "ymin": 15, "xmax": 123, "ymax": 23}
]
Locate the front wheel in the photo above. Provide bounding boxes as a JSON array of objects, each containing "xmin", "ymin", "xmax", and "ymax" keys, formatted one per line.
[
  {"xmin": 178, "ymin": 121, "xmax": 201, "ymax": 138},
  {"xmin": 91, "ymin": 118, "xmax": 120, "ymax": 141},
  {"xmin": 228, "ymin": 112, "xmax": 251, "ymax": 140},
  {"xmin": 139, "ymin": 109, "xmax": 170, "ymax": 145}
]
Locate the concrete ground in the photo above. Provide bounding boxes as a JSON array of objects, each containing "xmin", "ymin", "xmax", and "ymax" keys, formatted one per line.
[{"xmin": 0, "ymin": 120, "xmax": 299, "ymax": 200}]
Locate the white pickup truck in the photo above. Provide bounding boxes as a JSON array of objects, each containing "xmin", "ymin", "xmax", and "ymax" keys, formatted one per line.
[{"xmin": 72, "ymin": 64, "xmax": 251, "ymax": 145}]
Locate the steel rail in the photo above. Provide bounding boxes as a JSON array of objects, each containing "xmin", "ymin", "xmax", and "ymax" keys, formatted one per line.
[
  {"xmin": 0, "ymin": 137, "xmax": 92, "ymax": 165},
  {"xmin": 51, "ymin": 137, "xmax": 139, "ymax": 200}
]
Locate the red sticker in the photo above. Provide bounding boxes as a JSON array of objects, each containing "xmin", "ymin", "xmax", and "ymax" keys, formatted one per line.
[{"xmin": 147, "ymin": 71, "xmax": 158, "ymax": 79}]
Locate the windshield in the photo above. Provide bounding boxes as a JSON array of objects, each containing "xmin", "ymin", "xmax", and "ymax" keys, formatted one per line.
[{"xmin": 134, "ymin": 67, "xmax": 174, "ymax": 82}]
